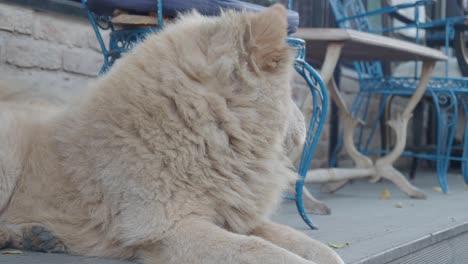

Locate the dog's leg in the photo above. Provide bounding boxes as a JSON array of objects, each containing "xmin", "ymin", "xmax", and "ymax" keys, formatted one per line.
[
  {"xmin": 0, "ymin": 227, "xmax": 11, "ymax": 249},
  {"xmin": 0, "ymin": 224, "xmax": 66, "ymax": 253},
  {"xmin": 139, "ymin": 217, "xmax": 317, "ymax": 264},
  {"xmin": 21, "ymin": 224, "xmax": 67, "ymax": 253},
  {"xmin": 251, "ymin": 221, "xmax": 344, "ymax": 264},
  {"xmin": 285, "ymin": 186, "xmax": 331, "ymax": 215}
]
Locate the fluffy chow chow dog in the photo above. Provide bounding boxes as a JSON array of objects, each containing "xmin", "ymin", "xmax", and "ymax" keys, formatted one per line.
[{"xmin": 0, "ymin": 4, "xmax": 344, "ymax": 264}]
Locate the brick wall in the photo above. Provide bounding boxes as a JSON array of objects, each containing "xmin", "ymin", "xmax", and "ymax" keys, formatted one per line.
[
  {"xmin": 0, "ymin": 2, "xmax": 104, "ymax": 100},
  {"xmin": 0, "ymin": 2, "xmax": 371, "ymax": 168}
]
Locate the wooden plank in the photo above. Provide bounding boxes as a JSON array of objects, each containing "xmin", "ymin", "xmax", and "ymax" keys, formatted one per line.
[
  {"xmin": 111, "ymin": 14, "xmax": 158, "ymax": 27},
  {"xmin": 292, "ymin": 28, "xmax": 448, "ymax": 62},
  {"xmin": 272, "ymin": 173, "xmax": 468, "ymax": 264}
]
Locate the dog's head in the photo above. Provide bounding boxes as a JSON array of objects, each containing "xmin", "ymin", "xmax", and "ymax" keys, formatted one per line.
[
  {"xmin": 91, "ymin": 5, "xmax": 308, "ymax": 232},
  {"xmin": 112, "ymin": 4, "xmax": 305, "ymax": 163}
]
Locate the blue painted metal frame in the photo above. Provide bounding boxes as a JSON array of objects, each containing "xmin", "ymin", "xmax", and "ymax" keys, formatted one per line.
[
  {"xmin": 287, "ymin": 38, "xmax": 328, "ymax": 230},
  {"xmin": 82, "ymin": 0, "xmax": 327, "ymax": 230},
  {"xmin": 328, "ymin": 0, "xmax": 468, "ymax": 193},
  {"xmin": 459, "ymin": 93, "xmax": 468, "ymax": 185},
  {"xmin": 331, "ymin": 0, "xmax": 467, "ymax": 76},
  {"xmin": 82, "ymin": 0, "xmax": 164, "ymax": 75}
]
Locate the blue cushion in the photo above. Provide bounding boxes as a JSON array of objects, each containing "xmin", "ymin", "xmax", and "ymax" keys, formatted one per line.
[{"xmin": 86, "ymin": 0, "xmax": 299, "ymax": 34}]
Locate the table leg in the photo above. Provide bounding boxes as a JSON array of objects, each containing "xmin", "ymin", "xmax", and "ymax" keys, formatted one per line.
[
  {"xmin": 372, "ymin": 61, "xmax": 435, "ymax": 199},
  {"xmin": 317, "ymin": 44, "xmax": 373, "ymax": 171},
  {"xmin": 301, "ymin": 43, "xmax": 343, "ymax": 127},
  {"xmin": 402, "ymin": 61, "xmax": 436, "ymax": 118},
  {"xmin": 299, "ymin": 43, "xmax": 363, "ymax": 194},
  {"xmin": 302, "ymin": 50, "xmax": 435, "ymax": 199},
  {"xmin": 320, "ymin": 43, "xmax": 343, "ymax": 84},
  {"xmin": 302, "ymin": 43, "xmax": 373, "ymax": 187}
]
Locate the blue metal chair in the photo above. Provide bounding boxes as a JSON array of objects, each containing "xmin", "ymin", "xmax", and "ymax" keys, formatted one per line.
[
  {"xmin": 82, "ymin": 0, "xmax": 164, "ymax": 75},
  {"xmin": 288, "ymin": 38, "xmax": 328, "ymax": 230},
  {"xmin": 383, "ymin": 0, "xmax": 468, "ymax": 76},
  {"xmin": 82, "ymin": 0, "xmax": 300, "ymax": 74},
  {"xmin": 328, "ymin": 0, "xmax": 468, "ymax": 193},
  {"xmin": 83, "ymin": 0, "xmax": 326, "ymax": 229}
]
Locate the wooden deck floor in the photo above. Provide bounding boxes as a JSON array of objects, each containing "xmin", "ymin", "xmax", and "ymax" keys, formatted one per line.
[
  {"xmin": 273, "ymin": 170, "xmax": 468, "ymax": 263},
  {"xmin": 1, "ymin": 170, "xmax": 467, "ymax": 264}
]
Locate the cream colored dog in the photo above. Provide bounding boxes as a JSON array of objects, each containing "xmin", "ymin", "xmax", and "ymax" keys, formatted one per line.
[{"xmin": 0, "ymin": 5, "xmax": 344, "ymax": 264}]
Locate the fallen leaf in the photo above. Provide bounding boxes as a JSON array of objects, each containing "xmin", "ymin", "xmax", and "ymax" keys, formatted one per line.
[
  {"xmin": 380, "ymin": 188, "xmax": 391, "ymax": 200},
  {"xmin": 394, "ymin": 202, "xmax": 403, "ymax": 208},
  {"xmin": 328, "ymin": 242, "xmax": 350, "ymax": 249},
  {"xmin": 1, "ymin": 250, "xmax": 23, "ymax": 255},
  {"xmin": 433, "ymin": 186, "xmax": 443, "ymax": 193}
]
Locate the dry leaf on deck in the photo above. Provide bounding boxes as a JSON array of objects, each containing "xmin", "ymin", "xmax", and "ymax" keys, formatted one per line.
[
  {"xmin": 380, "ymin": 188, "xmax": 391, "ymax": 200},
  {"xmin": 1, "ymin": 250, "xmax": 23, "ymax": 255},
  {"xmin": 328, "ymin": 242, "xmax": 350, "ymax": 249}
]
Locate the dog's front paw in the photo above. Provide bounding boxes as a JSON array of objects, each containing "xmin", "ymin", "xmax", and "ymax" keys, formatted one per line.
[
  {"xmin": 21, "ymin": 225, "xmax": 67, "ymax": 253},
  {"xmin": 0, "ymin": 228, "xmax": 10, "ymax": 249}
]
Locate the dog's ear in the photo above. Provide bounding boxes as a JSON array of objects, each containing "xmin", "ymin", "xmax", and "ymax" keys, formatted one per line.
[{"xmin": 243, "ymin": 4, "xmax": 290, "ymax": 74}]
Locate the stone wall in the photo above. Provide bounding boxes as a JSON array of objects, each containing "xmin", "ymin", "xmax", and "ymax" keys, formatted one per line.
[{"xmin": 0, "ymin": 2, "xmax": 103, "ymax": 101}]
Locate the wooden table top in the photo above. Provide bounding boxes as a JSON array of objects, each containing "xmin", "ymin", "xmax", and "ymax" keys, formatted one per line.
[{"xmin": 292, "ymin": 28, "xmax": 448, "ymax": 62}]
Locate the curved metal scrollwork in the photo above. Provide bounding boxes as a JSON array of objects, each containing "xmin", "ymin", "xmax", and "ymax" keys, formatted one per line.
[
  {"xmin": 431, "ymin": 90, "xmax": 458, "ymax": 193},
  {"xmin": 287, "ymin": 37, "xmax": 328, "ymax": 230},
  {"xmin": 457, "ymin": 93, "xmax": 468, "ymax": 185},
  {"xmin": 109, "ymin": 29, "xmax": 158, "ymax": 54}
]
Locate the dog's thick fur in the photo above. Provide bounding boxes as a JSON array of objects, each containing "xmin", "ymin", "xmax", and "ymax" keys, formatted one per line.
[{"xmin": 0, "ymin": 5, "xmax": 344, "ymax": 264}]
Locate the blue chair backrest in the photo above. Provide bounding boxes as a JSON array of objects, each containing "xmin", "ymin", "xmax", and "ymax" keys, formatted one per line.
[{"xmin": 329, "ymin": 0, "xmax": 385, "ymax": 79}]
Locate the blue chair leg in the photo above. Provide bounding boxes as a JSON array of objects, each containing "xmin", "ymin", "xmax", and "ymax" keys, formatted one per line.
[
  {"xmin": 432, "ymin": 91, "xmax": 458, "ymax": 193},
  {"xmin": 99, "ymin": 56, "xmax": 117, "ymax": 76},
  {"xmin": 99, "ymin": 62, "xmax": 110, "ymax": 76},
  {"xmin": 459, "ymin": 93, "xmax": 468, "ymax": 184},
  {"xmin": 294, "ymin": 59, "xmax": 328, "ymax": 230}
]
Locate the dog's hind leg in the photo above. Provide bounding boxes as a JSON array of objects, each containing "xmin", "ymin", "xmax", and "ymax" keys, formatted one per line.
[
  {"xmin": 0, "ymin": 226, "xmax": 11, "ymax": 249},
  {"xmin": 139, "ymin": 217, "xmax": 317, "ymax": 264},
  {"xmin": 0, "ymin": 157, "xmax": 20, "ymax": 218},
  {"xmin": 20, "ymin": 224, "xmax": 67, "ymax": 253},
  {"xmin": 0, "ymin": 224, "xmax": 24, "ymax": 250},
  {"xmin": 0, "ymin": 223, "xmax": 66, "ymax": 253},
  {"xmin": 0, "ymin": 112, "xmax": 28, "ymax": 218}
]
